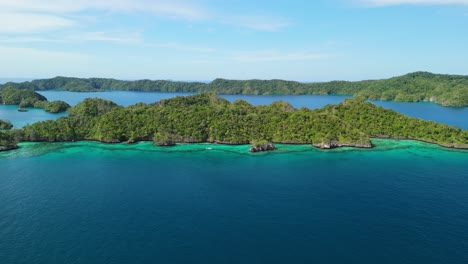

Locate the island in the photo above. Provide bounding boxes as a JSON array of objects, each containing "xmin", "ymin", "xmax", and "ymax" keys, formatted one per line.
[
  {"xmin": 1, "ymin": 93, "xmax": 467, "ymax": 152},
  {"xmin": 0, "ymin": 119, "xmax": 13, "ymax": 130},
  {"xmin": 1, "ymin": 71, "xmax": 467, "ymax": 106},
  {"xmin": 0, "ymin": 132, "xmax": 17, "ymax": 151},
  {"xmin": 0, "ymin": 86, "xmax": 70, "ymax": 113}
]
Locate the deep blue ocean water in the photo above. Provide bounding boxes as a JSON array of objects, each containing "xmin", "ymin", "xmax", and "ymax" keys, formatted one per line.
[
  {"xmin": 0, "ymin": 140, "xmax": 467, "ymax": 263},
  {"xmin": 1, "ymin": 92, "xmax": 468, "ymax": 263}
]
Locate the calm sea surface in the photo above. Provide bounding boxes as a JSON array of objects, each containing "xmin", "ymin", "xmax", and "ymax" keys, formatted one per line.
[
  {"xmin": 1, "ymin": 92, "xmax": 467, "ymax": 263},
  {"xmin": 0, "ymin": 140, "xmax": 467, "ymax": 263}
]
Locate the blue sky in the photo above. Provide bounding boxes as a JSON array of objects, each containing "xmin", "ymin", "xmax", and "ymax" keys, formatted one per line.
[{"xmin": 0, "ymin": 0, "xmax": 467, "ymax": 81}]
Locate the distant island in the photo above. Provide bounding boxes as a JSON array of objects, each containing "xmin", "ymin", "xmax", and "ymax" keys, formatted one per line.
[
  {"xmin": 1, "ymin": 71, "xmax": 467, "ymax": 107},
  {"xmin": 1, "ymin": 93, "xmax": 467, "ymax": 152},
  {"xmin": 0, "ymin": 86, "xmax": 70, "ymax": 113}
]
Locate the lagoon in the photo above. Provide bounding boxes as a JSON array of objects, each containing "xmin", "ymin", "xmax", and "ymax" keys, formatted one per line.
[{"xmin": 0, "ymin": 105, "xmax": 68, "ymax": 129}]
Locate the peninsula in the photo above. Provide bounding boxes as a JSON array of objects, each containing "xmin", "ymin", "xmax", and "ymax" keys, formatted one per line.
[
  {"xmin": 1, "ymin": 72, "xmax": 467, "ymax": 106},
  {"xmin": 1, "ymin": 93, "xmax": 467, "ymax": 152}
]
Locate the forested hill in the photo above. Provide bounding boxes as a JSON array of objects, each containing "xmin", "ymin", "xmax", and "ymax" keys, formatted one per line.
[
  {"xmin": 0, "ymin": 77, "xmax": 206, "ymax": 93},
  {"xmin": 1, "ymin": 93, "xmax": 467, "ymax": 151},
  {"xmin": 0, "ymin": 87, "xmax": 70, "ymax": 113},
  {"xmin": 0, "ymin": 72, "xmax": 467, "ymax": 106}
]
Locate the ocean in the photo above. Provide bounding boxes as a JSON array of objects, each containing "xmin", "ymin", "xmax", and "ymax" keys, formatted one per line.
[
  {"xmin": 1, "ymin": 92, "xmax": 468, "ymax": 263},
  {"xmin": 1, "ymin": 140, "xmax": 467, "ymax": 263}
]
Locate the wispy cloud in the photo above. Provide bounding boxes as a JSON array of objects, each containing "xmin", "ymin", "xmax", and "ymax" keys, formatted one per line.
[
  {"xmin": 145, "ymin": 42, "xmax": 216, "ymax": 53},
  {"xmin": 356, "ymin": 0, "xmax": 468, "ymax": 6},
  {"xmin": 0, "ymin": 37, "xmax": 65, "ymax": 43},
  {"xmin": 0, "ymin": 12, "xmax": 75, "ymax": 33},
  {"xmin": 0, "ymin": 0, "xmax": 290, "ymax": 33},
  {"xmin": 0, "ymin": 32, "xmax": 215, "ymax": 53},
  {"xmin": 223, "ymin": 15, "xmax": 291, "ymax": 31},
  {"xmin": 0, "ymin": 0, "xmax": 208, "ymax": 20},
  {"xmin": 0, "ymin": 32, "xmax": 142, "ymax": 44},
  {"xmin": 69, "ymin": 32, "xmax": 143, "ymax": 44}
]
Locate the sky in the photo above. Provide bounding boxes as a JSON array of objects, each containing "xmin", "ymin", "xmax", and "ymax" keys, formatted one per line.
[{"xmin": 0, "ymin": 0, "xmax": 467, "ymax": 82}]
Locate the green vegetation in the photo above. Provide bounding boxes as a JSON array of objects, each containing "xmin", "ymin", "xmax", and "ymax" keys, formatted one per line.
[
  {"xmin": 0, "ymin": 76, "xmax": 205, "ymax": 92},
  {"xmin": 0, "ymin": 85, "xmax": 47, "ymax": 107},
  {"xmin": 153, "ymin": 131, "xmax": 176, "ymax": 146},
  {"xmin": 4, "ymin": 93, "xmax": 467, "ymax": 150},
  {"xmin": 34, "ymin": 100, "xmax": 71, "ymax": 113},
  {"xmin": 320, "ymin": 97, "xmax": 468, "ymax": 148},
  {"xmin": 0, "ymin": 119, "xmax": 13, "ymax": 130},
  {"xmin": 0, "ymin": 86, "xmax": 70, "ymax": 113},
  {"xmin": 0, "ymin": 132, "xmax": 17, "ymax": 151},
  {"xmin": 1, "ymin": 72, "xmax": 467, "ymax": 106}
]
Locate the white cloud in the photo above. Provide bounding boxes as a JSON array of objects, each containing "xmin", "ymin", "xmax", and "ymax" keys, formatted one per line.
[
  {"xmin": 145, "ymin": 42, "xmax": 216, "ymax": 53},
  {"xmin": 0, "ymin": 37, "xmax": 65, "ymax": 43},
  {"xmin": 0, "ymin": 12, "xmax": 75, "ymax": 33},
  {"xmin": 357, "ymin": 0, "xmax": 468, "ymax": 6},
  {"xmin": 0, "ymin": 32, "xmax": 142, "ymax": 44},
  {"xmin": 0, "ymin": 1, "xmax": 289, "ymax": 32},
  {"xmin": 224, "ymin": 15, "xmax": 291, "ymax": 31},
  {"xmin": 0, "ymin": 0, "xmax": 208, "ymax": 20},
  {"xmin": 69, "ymin": 32, "xmax": 143, "ymax": 44}
]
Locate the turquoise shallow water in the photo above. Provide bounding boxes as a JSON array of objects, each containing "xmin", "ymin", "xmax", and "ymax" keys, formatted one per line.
[
  {"xmin": 0, "ymin": 105, "xmax": 67, "ymax": 129},
  {"xmin": 1, "ymin": 140, "xmax": 467, "ymax": 263}
]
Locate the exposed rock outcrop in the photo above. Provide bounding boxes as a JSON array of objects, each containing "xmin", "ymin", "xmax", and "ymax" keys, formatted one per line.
[
  {"xmin": 155, "ymin": 140, "xmax": 176, "ymax": 146},
  {"xmin": 438, "ymin": 143, "xmax": 468, "ymax": 149},
  {"xmin": 250, "ymin": 142, "xmax": 276, "ymax": 152},
  {"xmin": 0, "ymin": 144, "xmax": 18, "ymax": 152},
  {"xmin": 312, "ymin": 141, "xmax": 372, "ymax": 149}
]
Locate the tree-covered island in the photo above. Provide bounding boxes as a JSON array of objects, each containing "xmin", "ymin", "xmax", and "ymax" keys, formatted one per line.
[
  {"xmin": 0, "ymin": 119, "xmax": 13, "ymax": 130},
  {"xmin": 1, "ymin": 71, "xmax": 467, "ymax": 106},
  {"xmin": 0, "ymin": 132, "xmax": 17, "ymax": 151},
  {"xmin": 0, "ymin": 86, "xmax": 70, "ymax": 113},
  {"xmin": 1, "ymin": 93, "xmax": 467, "ymax": 152}
]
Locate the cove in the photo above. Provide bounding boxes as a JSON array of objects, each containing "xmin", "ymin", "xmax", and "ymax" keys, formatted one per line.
[{"xmin": 0, "ymin": 105, "xmax": 67, "ymax": 129}]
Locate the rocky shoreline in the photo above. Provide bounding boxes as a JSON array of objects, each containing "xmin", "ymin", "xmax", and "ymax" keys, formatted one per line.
[
  {"xmin": 0, "ymin": 145, "xmax": 18, "ymax": 152},
  {"xmin": 312, "ymin": 141, "xmax": 373, "ymax": 149},
  {"xmin": 250, "ymin": 142, "xmax": 276, "ymax": 152},
  {"xmin": 372, "ymin": 135, "xmax": 468, "ymax": 150},
  {"xmin": 2, "ymin": 138, "xmax": 468, "ymax": 154}
]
